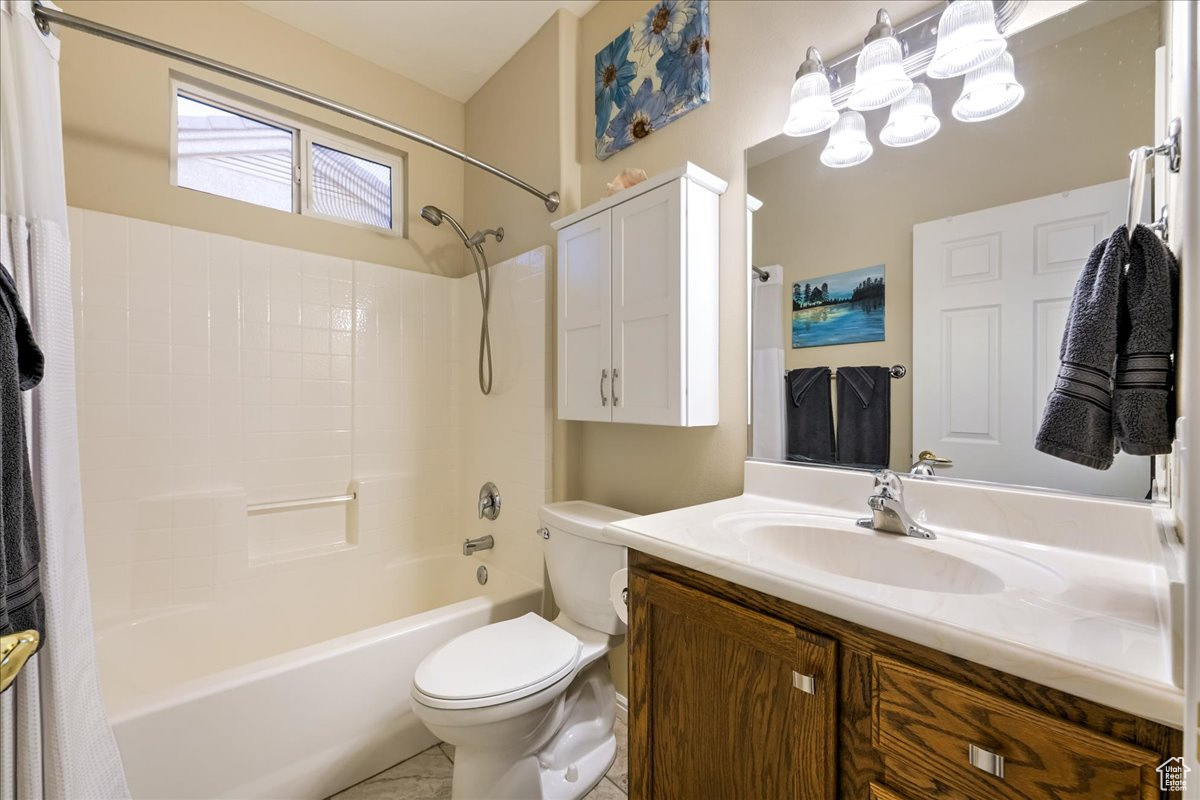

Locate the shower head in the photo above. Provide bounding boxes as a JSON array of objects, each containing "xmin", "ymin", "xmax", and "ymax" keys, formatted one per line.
[
  {"xmin": 419, "ymin": 204, "xmax": 472, "ymax": 246},
  {"xmin": 420, "ymin": 205, "xmax": 443, "ymax": 226}
]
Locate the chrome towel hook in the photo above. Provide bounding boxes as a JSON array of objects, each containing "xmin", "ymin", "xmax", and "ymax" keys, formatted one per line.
[{"xmin": 1126, "ymin": 117, "xmax": 1182, "ymax": 243}]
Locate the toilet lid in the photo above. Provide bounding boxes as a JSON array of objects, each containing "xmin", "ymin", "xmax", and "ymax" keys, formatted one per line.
[{"xmin": 414, "ymin": 613, "xmax": 580, "ymax": 704}]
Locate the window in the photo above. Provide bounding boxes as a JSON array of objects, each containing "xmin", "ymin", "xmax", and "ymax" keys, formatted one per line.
[{"xmin": 171, "ymin": 80, "xmax": 404, "ymax": 235}]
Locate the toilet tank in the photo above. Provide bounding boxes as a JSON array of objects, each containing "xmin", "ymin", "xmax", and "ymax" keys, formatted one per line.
[{"xmin": 540, "ymin": 501, "xmax": 637, "ymax": 636}]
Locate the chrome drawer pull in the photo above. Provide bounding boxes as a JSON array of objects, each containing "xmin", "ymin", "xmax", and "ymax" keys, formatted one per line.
[
  {"xmin": 792, "ymin": 671, "xmax": 815, "ymax": 695},
  {"xmin": 968, "ymin": 744, "xmax": 1004, "ymax": 778}
]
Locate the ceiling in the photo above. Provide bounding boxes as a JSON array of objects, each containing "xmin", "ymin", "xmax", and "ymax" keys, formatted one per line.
[{"xmin": 241, "ymin": 0, "xmax": 598, "ymax": 103}]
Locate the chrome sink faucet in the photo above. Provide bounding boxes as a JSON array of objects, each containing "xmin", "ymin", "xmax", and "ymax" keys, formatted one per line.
[{"xmin": 856, "ymin": 470, "xmax": 936, "ymax": 540}]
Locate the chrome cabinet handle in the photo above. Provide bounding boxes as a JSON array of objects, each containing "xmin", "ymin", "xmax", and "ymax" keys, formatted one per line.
[
  {"xmin": 600, "ymin": 369, "xmax": 608, "ymax": 406},
  {"xmin": 968, "ymin": 744, "xmax": 1004, "ymax": 778},
  {"xmin": 612, "ymin": 368, "xmax": 620, "ymax": 406},
  {"xmin": 792, "ymin": 671, "xmax": 816, "ymax": 695}
]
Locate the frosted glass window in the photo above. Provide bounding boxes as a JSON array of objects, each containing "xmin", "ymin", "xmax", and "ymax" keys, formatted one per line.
[
  {"xmin": 310, "ymin": 143, "xmax": 393, "ymax": 229},
  {"xmin": 175, "ymin": 95, "xmax": 295, "ymax": 212}
]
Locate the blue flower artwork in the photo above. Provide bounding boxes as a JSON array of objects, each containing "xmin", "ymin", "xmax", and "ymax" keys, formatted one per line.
[{"xmin": 595, "ymin": 0, "xmax": 709, "ymax": 160}]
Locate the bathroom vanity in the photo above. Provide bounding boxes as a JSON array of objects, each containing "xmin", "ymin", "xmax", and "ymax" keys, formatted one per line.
[{"xmin": 605, "ymin": 461, "xmax": 1185, "ymax": 800}]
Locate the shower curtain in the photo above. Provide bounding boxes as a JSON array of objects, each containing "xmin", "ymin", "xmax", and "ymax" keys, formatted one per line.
[
  {"xmin": 0, "ymin": 2, "xmax": 129, "ymax": 798},
  {"xmin": 750, "ymin": 265, "xmax": 785, "ymax": 461}
]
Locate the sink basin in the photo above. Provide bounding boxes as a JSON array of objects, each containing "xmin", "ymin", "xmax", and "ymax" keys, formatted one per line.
[{"xmin": 713, "ymin": 512, "xmax": 1064, "ymax": 596}]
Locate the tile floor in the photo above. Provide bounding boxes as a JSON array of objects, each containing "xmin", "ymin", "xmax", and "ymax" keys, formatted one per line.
[{"xmin": 329, "ymin": 718, "xmax": 629, "ymax": 800}]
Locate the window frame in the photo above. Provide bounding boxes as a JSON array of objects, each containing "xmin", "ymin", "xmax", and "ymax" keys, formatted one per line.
[{"xmin": 169, "ymin": 77, "xmax": 405, "ymax": 237}]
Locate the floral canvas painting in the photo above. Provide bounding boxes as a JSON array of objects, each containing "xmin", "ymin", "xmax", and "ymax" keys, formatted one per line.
[
  {"xmin": 595, "ymin": 0, "xmax": 710, "ymax": 160},
  {"xmin": 792, "ymin": 265, "xmax": 886, "ymax": 349}
]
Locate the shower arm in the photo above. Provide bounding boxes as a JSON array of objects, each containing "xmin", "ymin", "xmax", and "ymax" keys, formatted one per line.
[{"xmin": 31, "ymin": 3, "xmax": 562, "ymax": 213}]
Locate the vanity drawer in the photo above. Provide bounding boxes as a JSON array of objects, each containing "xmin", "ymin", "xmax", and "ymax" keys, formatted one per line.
[{"xmin": 872, "ymin": 657, "xmax": 1161, "ymax": 800}]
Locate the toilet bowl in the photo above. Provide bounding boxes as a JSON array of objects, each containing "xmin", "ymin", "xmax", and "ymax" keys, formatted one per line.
[{"xmin": 410, "ymin": 501, "xmax": 636, "ymax": 800}]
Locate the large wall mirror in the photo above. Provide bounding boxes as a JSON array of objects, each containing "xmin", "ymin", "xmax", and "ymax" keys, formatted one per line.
[{"xmin": 746, "ymin": 0, "xmax": 1172, "ymax": 502}]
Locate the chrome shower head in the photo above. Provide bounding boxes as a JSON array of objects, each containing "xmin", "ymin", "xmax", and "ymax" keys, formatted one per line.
[
  {"xmin": 420, "ymin": 205, "xmax": 443, "ymax": 226},
  {"xmin": 419, "ymin": 204, "xmax": 472, "ymax": 245}
]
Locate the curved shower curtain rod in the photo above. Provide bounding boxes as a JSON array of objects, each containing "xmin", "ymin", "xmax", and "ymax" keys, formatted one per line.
[{"xmin": 32, "ymin": 3, "xmax": 562, "ymax": 213}]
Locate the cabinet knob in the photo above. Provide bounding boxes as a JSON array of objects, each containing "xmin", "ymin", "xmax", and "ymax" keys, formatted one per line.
[
  {"xmin": 968, "ymin": 744, "xmax": 1005, "ymax": 778},
  {"xmin": 612, "ymin": 368, "xmax": 620, "ymax": 406},
  {"xmin": 600, "ymin": 369, "xmax": 608, "ymax": 406}
]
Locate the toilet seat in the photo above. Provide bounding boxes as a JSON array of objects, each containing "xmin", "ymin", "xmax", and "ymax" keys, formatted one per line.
[{"xmin": 414, "ymin": 613, "xmax": 581, "ymax": 710}]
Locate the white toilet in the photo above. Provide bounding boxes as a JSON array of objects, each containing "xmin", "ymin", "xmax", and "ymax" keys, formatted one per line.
[{"xmin": 410, "ymin": 501, "xmax": 636, "ymax": 800}]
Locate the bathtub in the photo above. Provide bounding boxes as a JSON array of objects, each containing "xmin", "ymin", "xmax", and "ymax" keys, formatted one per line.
[{"xmin": 95, "ymin": 554, "xmax": 542, "ymax": 800}]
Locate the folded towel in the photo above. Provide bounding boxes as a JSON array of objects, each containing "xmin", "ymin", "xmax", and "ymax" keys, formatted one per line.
[
  {"xmin": 1035, "ymin": 228, "xmax": 1126, "ymax": 469},
  {"xmin": 1114, "ymin": 226, "xmax": 1179, "ymax": 455},
  {"xmin": 785, "ymin": 368, "xmax": 834, "ymax": 463},
  {"xmin": 0, "ymin": 262, "xmax": 44, "ymax": 651},
  {"xmin": 836, "ymin": 366, "xmax": 891, "ymax": 468}
]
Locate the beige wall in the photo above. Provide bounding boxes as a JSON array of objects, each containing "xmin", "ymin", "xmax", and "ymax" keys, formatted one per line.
[
  {"xmin": 569, "ymin": 1, "xmax": 937, "ymax": 516},
  {"xmin": 749, "ymin": 6, "xmax": 1158, "ymax": 470},
  {"xmin": 465, "ymin": 9, "xmax": 583, "ymax": 505},
  {"xmin": 58, "ymin": 0, "xmax": 467, "ymax": 275}
]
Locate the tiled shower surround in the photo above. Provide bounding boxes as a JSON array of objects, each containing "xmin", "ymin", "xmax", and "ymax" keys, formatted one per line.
[{"xmin": 69, "ymin": 208, "xmax": 550, "ymax": 621}]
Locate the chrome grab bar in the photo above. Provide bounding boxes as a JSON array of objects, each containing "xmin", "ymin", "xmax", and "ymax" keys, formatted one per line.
[{"xmin": 246, "ymin": 493, "xmax": 356, "ymax": 515}]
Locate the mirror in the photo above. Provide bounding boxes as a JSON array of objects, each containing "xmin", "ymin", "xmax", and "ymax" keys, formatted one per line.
[{"xmin": 747, "ymin": 0, "xmax": 1167, "ymax": 502}]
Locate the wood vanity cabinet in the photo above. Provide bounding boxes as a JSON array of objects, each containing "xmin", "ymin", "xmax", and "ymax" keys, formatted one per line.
[{"xmin": 627, "ymin": 552, "xmax": 1182, "ymax": 800}]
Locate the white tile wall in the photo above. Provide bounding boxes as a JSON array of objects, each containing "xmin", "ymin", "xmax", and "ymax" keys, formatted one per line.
[{"xmin": 69, "ymin": 209, "xmax": 548, "ymax": 621}]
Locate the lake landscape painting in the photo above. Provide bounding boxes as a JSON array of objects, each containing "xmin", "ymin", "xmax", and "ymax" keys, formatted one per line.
[{"xmin": 792, "ymin": 264, "xmax": 885, "ymax": 348}]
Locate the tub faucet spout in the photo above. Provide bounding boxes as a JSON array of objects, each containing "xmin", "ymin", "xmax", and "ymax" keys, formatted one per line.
[{"xmin": 463, "ymin": 535, "xmax": 494, "ymax": 556}]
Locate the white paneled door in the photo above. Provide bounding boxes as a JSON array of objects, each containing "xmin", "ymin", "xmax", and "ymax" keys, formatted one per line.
[
  {"xmin": 610, "ymin": 182, "xmax": 684, "ymax": 425},
  {"xmin": 913, "ymin": 179, "xmax": 1150, "ymax": 499},
  {"xmin": 557, "ymin": 211, "xmax": 612, "ymax": 422}
]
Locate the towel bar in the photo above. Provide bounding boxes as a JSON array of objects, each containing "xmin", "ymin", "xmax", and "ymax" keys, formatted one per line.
[
  {"xmin": 0, "ymin": 630, "xmax": 40, "ymax": 692},
  {"xmin": 783, "ymin": 365, "xmax": 907, "ymax": 380},
  {"xmin": 246, "ymin": 493, "xmax": 356, "ymax": 514}
]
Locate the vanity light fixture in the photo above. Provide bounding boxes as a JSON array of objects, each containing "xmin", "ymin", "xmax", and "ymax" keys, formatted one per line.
[
  {"xmin": 848, "ymin": 10, "xmax": 913, "ymax": 112},
  {"xmin": 820, "ymin": 110, "xmax": 873, "ymax": 168},
  {"xmin": 952, "ymin": 51, "xmax": 1024, "ymax": 122},
  {"xmin": 927, "ymin": 0, "xmax": 1007, "ymax": 79},
  {"xmin": 880, "ymin": 82, "xmax": 940, "ymax": 147},
  {"xmin": 783, "ymin": 47, "xmax": 840, "ymax": 137}
]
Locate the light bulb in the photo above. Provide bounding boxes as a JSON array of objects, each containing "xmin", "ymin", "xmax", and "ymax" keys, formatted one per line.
[
  {"xmin": 783, "ymin": 48, "xmax": 839, "ymax": 137},
  {"xmin": 928, "ymin": 0, "xmax": 1007, "ymax": 79},
  {"xmin": 848, "ymin": 10, "xmax": 913, "ymax": 111},
  {"xmin": 821, "ymin": 110, "xmax": 873, "ymax": 168},
  {"xmin": 952, "ymin": 51, "xmax": 1024, "ymax": 122},
  {"xmin": 880, "ymin": 82, "xmax": 940, "ymax": 147}
]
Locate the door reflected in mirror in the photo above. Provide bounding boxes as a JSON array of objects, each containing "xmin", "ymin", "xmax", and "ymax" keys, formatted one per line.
[{"xmin": 746, "ymin": 0, "xmax": 1167, "ymax": 502}]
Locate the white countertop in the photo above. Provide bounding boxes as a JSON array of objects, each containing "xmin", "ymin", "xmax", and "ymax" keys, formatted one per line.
[{"xmin": 604, "ymin": 461, "xmax": 1184, "ymax": 729}]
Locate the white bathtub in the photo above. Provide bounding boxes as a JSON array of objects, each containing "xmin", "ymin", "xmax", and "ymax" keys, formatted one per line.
[{"xmin": 95, "ymin": 555, "xmax": 542, "ymax": 800}]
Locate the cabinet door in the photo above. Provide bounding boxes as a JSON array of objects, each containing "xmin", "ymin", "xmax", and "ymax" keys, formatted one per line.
[
  {"xmin": 557, "ymin": 212, "xmax": 612, "ymax": 422},
  {"xmin": 610, "ymin": 182, "xmax": 684, "ymax": 425},
  {"xmin": 629, "ymin": 573, "xmax": 837, "ymax": 800}
]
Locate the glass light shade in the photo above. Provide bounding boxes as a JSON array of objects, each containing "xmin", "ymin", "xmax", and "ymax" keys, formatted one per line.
[
  {"xmin": 820, "ymin": 111, "xmax": 873, "ymax": 168},
  {"xmin": 880, "ymin": 83, "xmax": 940, "ymax": 147},
  {"xmin": 848, "ymin": 37, "xmax": 913, "ymax": 111},
  {"xmin": 783, "ymin": 71, "xmax": 839, "ymax": 137},
  {"xmin": 928, "ymin": 0, "xmax": 1007, "ymax": 79},
  {"xmin": 952, "ymin": 52, "xmax": 1024, "ymax": 122}
]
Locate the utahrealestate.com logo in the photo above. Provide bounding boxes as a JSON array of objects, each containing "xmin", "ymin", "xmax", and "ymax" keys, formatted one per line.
[{"xmin": 1158, "ymin": 757, "xmax": 1191, "ymax": 792}]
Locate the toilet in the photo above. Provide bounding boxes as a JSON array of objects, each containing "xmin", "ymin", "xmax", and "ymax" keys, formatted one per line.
[{"xmin": 410, "ymin": 501, "xmax": 637, "ymax": 800}]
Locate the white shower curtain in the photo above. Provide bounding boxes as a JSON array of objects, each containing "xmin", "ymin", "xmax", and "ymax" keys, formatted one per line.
[
  {"xmin": 750, "ymin": 265, "xmax": 785, "ymax": 461},
  {"xmin": 0, "ymin": 2, "xmax": 129, "ymax": 798}
]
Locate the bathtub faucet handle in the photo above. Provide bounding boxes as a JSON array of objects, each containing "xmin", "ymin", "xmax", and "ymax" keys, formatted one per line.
[{"xmin": 478, "ymin": 482, "xmax": 501, "ymax": 520}]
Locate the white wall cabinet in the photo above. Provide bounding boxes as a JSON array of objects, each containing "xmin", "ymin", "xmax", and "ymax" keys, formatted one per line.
[{"xmin": 553, "ymin": 163, "xmax": 726, "ymax": 426}]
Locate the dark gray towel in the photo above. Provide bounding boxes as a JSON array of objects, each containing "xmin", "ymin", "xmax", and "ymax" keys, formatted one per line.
[
  {"xmin": 1114, "ymin": 226, "xmax": 1179, "ymax": 455},
  {"xmin": 785, "ymin": 368, "xmax": 834, "ymax": 463},
  {"xmin": 836, "ymin": 366, "xmax": 891, "ymax": 468},
  {"xmin": 1035, "ymin": 228, "xmax": 1127, "ymax": 469},
  {"xmin": 0, "ymin": 262, "xmax": 44, "ymax": 651}
]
